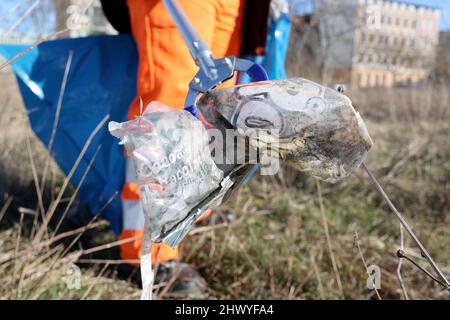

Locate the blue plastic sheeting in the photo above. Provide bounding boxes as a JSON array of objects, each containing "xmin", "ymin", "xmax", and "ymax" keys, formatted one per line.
[
  {"xmin": 264, "ymin": 12, "xmax": 291, "ymax": 80},
  {"xmin": 241, "ymin": 12, "xmax": 291, "ymax": 82},
  {"xmin": 0, "ymin": 25, "xmax": 286, "ymax": 235},
  {"xmin": 0, "ymin": 35, "xmax": 138, "ymax": 234}
]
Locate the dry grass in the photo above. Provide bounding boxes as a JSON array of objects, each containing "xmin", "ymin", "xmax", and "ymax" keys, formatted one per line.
[
  {"xmin": 0, "ymin": 70, "xmax": 140, "ymax": 299},
  {"xmin": 0, "ymin": 221, "xmax": 139, "ymax": 300},
  {"xmin": 177, "ymin": 85, "xmax": 450, "ymax": 299},
  {"xmin": 348, "ymin": 84, "xmax": 450, "ymax": 123},
  {"xmin": 181, "ymin": 119, "xmax": 450, "ymax": 299},
  {"xmin": 0, "ymin": 68, "xmax": 449, "ymax": 299}
]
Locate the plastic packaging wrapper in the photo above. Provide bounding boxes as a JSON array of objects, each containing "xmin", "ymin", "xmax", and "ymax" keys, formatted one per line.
[
  {"xmin": 197, "ymin": 78, "xmax": 373, "ymax": 183},
  {"xmin": 109, "ymin": 102, "xmax": 223, "ymax": 244}
]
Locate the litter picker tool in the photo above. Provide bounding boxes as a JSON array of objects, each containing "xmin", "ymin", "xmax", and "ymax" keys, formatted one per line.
[
  {"xmin": 156, "ymin": 0, "xmax": 270, "ymax": 246},
  {"xmin": 110, "ymin": 0, "xmax": 449, "ymax": 299},
  {"xmin": 126, "ymin": 0, "xmax": 270, "ymax": 300}
]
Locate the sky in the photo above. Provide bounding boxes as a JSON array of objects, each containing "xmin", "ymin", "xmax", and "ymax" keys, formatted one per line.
[{"xmin": 407, "ymin": 0, "xmax": 450, "ymax": 30}]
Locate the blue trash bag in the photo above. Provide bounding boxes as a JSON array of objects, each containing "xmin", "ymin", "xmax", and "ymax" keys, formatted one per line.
[
  {"xmin": 240, "ymin": 10, "xmax": 291, "ymax": 83},
  {"xmin": 0, "ymin": 35, "xmax": 138, "ymax": 235}
]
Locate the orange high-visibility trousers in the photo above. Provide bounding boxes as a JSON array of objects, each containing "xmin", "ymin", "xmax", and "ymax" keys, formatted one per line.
[{"xmin": 120, "ymin": 0, "xmax": 246, "ymax": 265}]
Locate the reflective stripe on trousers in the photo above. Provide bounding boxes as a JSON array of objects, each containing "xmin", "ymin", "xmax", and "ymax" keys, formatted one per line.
[
  {"xmin": 119, "ymin": 158, "xmax": 179, "ymax": 265},
  {"xmin": 121, "ymin": 0, "xmax": 245, "ymax": 266}
]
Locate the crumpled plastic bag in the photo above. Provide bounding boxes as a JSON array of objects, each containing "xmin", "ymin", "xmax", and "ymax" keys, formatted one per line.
[
  {"xmin": 197, "ymin": 78, "xmax": 373, "ymax": 183},
  {"xmin": 109, "ymin": 101, "xmax": 223, "ymax": 242}
]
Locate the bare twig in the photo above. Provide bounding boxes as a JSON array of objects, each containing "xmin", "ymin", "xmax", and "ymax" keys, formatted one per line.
[
  {"xmin": 354, "ymin": 231, "xmax": 382, "ymax": 300},
  {"xmin": 51, "ymin": 221, "xmax": 106, "ymax": 242},
  {"xmin": 0, "ymin": 29, "xmax": 69, "ymax": 71},
  {"xmin": 0, "ymin": 196, "xmax": 13, "ymax": 223},
  {"xmin": 396, "ymin": 224, "xmax": 410, "ymax": 300},
  {"xmin": 39, "ymin": 50, "xmax": 74, "ymax": 202},
  {"xmin": 188, "ymin": 223, "xmax": 228, "ymax": 235},
  {"xmin": 0, "ymin": 1, "xmax": 25, "ymax": 22},
  {"xmin": 32, "ymin": 115, "xmax": 109, "ymax": 246},
  {"xmin": 77, "ymin": 259, "xmax": 140, "ymax": 265},
  {"xmin": 316, "ymin": 179, "xmax": 344, "ymax": 297},
  {"xmin": 13, "ymin": 212, "xmax": 25, "ymax": 275},
  {"xmin": 0, "ymin": 221, "xmax": 107, "ymax": 266},
  {"xmin": 310, "ymin": 251, "xmax": 325, "ymax": 299},
  {"xmin": 52, "ymin": 145, "xmax": 102, "ymax": 237},
  {"xmin": 81, "ymin": 263, "xmax": 110, "ymax": 300},
  {"xmin": 24, "ymin": 190, "xmax": 116, "ymax": 295},
  {"xmin": 4, "ymin": 0, "xmax": 40, "ymax": 35},
  {"xmin": 60, "ymin": 191, "xmax": 118, "ymax": 257},
  {"xmin": 158, "ymin": 264, "xmax": 183, "ymax": 298},
  {"xmin": 26, "ymin": 132, "xmax": 47, "ymax": 240},
  {"xmin": 362, "ymin": 162, "xmax": 450, "ymax": 289},
  {"xmin": 81, "ymin": 234, "xmax": 138, "ymax": 256}
]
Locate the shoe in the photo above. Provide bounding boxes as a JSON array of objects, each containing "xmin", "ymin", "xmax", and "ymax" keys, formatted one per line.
[{"xmin": 197, "ymin": 209, "xmax": 233, "ymax": 227}]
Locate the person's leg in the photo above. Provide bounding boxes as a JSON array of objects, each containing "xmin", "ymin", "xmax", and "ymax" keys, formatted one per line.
[
  {"xmin": 212, "ymin": 0, "xmax": 246, "ymax": 61},
  {"xmin": 121, "ymin": 0, "xmax": 218, "ymax": 266},
  {"xmin": 126, "ymin": 0, "xmax": 218, "ymax": 117},
  {"xmin": 121, "ymin": 0, "xmax": 246, "ymax": 265},
  {"xmin": 119, "ymin": 158, "xmax": 179, "ymax": 265}
]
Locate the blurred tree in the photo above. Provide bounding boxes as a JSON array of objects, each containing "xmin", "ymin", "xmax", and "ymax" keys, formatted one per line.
[
  {"xmin": 51, "ymin": 0, "xmax": 71, "ymax": 31},
  {"xmin": 431, "ymin": 31, "xmax": 450, "ymax": 84}
]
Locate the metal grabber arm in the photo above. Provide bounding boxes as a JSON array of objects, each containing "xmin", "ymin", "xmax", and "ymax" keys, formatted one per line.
[{"xmin": 162, "ymin": 0, "xmax": 269, "ymax": 118}]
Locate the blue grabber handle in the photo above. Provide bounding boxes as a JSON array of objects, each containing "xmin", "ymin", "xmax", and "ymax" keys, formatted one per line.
[
  {"xmin": 234, "ymin": 59, "xmax": 269, "ymax": 184},
  {"xmin": 184, "ymin": 58, "xmax": 269, "ymax": 118}
]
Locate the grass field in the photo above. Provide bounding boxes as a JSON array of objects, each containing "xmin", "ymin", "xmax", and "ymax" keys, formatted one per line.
[{"xmin": 0, "ymin": 68, "xmax": 449, "ymax": 300}]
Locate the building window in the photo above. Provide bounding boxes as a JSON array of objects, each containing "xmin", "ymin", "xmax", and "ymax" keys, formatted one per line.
[
  {"xmin": 360, "ymin": 73, "xmax": 367, "ymax": 87},
  {"xmin": 377, "ymin": 74, "xmax": 383, "ymax": 86},
  {"xmin": 387, "ymin": 17, "xmax": 392, "ymax": 25},
  {"xmin": 370, "ymin": 73, "xmax": 376, "ymax": 86},
  {"xmin": 396, "ymin": 17, "xmax": 401, "ymax": 26},
  {"xmin": 369, "ymin": 34, "xmax": 375, "ymax": 42}
]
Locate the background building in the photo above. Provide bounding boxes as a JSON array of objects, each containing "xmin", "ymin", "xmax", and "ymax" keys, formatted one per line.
[
  {"xmin": 351, "ymin": 0, "xmax": 441, "ymax": 88},
  {"xmin": 289, "ymin": 0, "xmax": 441, "ymax": 88},
  {"xmin": 66, "ymin": 0, "xmax": 116, "ymax": 37}
]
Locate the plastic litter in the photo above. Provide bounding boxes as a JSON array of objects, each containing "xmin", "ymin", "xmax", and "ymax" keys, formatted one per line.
[
  {"xmin": 197, "ymin": 78, "xmax": 373, "ymax": 183},
  {"xmin": 109, "ymin": 101, "xmax": 224, "ymax": 300},
  {"xmin": 109, "ymin": 101, "xmax": 223, "ymax": 243}
]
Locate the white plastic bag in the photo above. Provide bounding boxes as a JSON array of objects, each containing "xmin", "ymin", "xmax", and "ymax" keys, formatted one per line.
[{"xmin": 109, "ymin": 101, "xmax": 223, "ymax": 242}]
